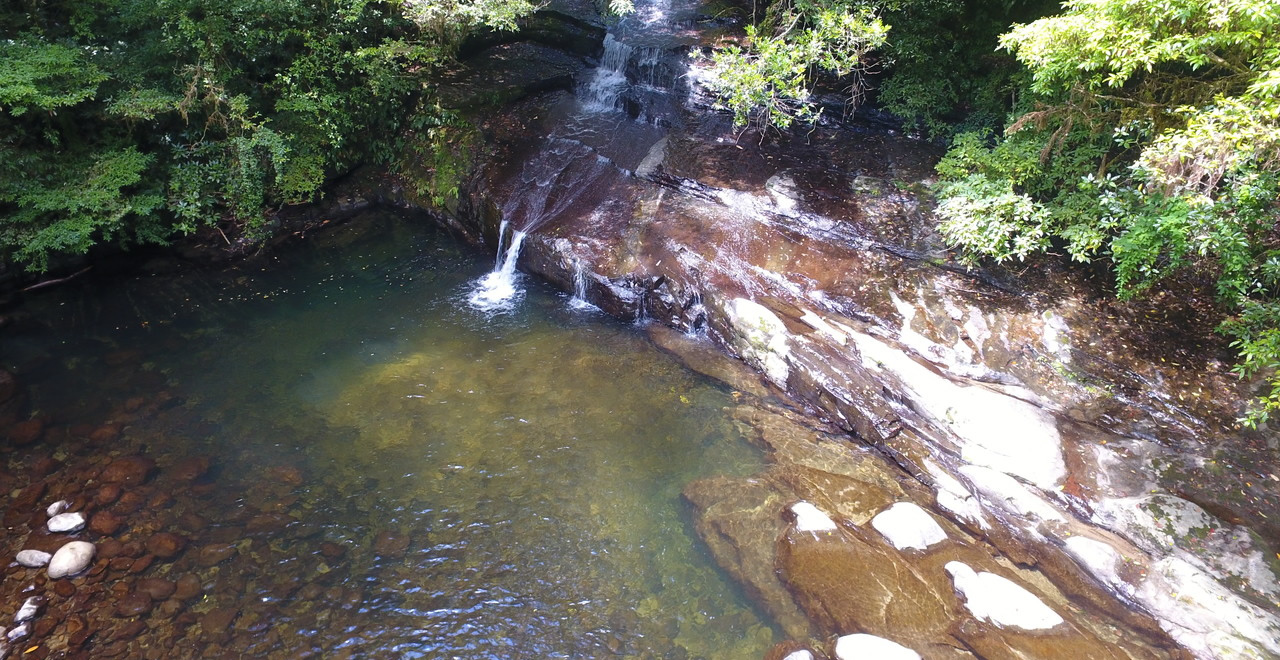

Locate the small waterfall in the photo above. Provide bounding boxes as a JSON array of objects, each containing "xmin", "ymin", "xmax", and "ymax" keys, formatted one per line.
[
  {"xmin": 468, "ymin": 227, "xmax": 528, "ymax": 311},
  {"xmin": 569, "ymin": 260, "xmax": 597, "ymax": 311},
  {"xmin": 581, "ymin": 35, "xmax": 633, "ymax": 112}
]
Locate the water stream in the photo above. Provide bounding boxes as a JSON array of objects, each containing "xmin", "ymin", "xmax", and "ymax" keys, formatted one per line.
[
  {"xmin": 4, "ymin": 215, "xmax": 776, "ymax": 658},
  {"xmin": 469, "ymin": 0, "xmax": 685, "ymax": 311}
]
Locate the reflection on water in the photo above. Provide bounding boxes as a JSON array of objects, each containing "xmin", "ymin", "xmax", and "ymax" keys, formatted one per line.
[{"xmin": 6, "ymin": 214, "xmax": 774, "ymax": 658}]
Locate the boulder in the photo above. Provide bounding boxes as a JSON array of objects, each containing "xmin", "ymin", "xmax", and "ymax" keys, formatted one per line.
[{"xmin": 47, "ymin": 541, "xmax": 95, "ymax": 579}]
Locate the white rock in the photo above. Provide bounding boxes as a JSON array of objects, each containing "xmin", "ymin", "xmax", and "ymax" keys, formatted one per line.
[
  {"xmin": 45, "ymin": 500, "xmax": 69, "ymax": 517},
  {"xmin": 14, "ymin": 550, "xmax": 52, "ymax": 568},
  {"xmin": 790, "ymin": 502, "xmax": 837, "ymax": 532},
  {"xmin": 945, "ymin": 561, "xmax": 1064, "ymax": 630},
  {"xmin": 850, "ymin": 330, "xmax": 1065, "ymax": 489},
  {"xmin": 14, "ymin": 597, "xmax": 42, "ymax": 624},
  {"xmin": 834, "ymin": 633, "xmax": 922, "ymax": 660},
  {"xmin": 782, "ymin": 651, "xmax": 814, "ymax": 660},
  {"xmin": 723, "ymin": 297, "xmax": 791, "ymax": 388},
  {"xmin": 6, "ymin": 622, "xmax": 29, "ymax": 642},
  {"xmin": 47, "ymin": 542, "xmax": 95, "ymax": 579},
  {"xmin": 47, "ymin": 512, "xmax": 86, "ymax": 533},
  {"xmin": 871, "ymin": 502, "xmax": 948, "ymax": 551}
]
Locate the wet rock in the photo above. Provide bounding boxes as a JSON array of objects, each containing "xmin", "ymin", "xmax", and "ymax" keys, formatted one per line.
[
  {"xmin": 145, "ymin": 532, "xmax": 187, "ymax": 559},
  {"xmin": 177, "ymin": 512, "xmax": 208, "ymax": 533},
  {"xmin": 168, "ymin": 456, "xmax": 211, "ymax": 482},
  {"xmin": 113, "ymin": 489, "xmax": 147, "ymax": 513},
  {"xmin": 777, "ymin": 517, "xmax": 957, "ymax": 649},
  {"xmin": 246, "ymin": 512, "xmax": 292, "ymax": 534},
  {"xmin": 870, "ymin": 502, "xmax": 947, "ymax": 552},
  {"xmin": 45, "ymin": 500, "xmax": 70, "ymax": 517},
  {"xmin": 136, "ymin": 577, "xmax": 176, "ymax": 601},
  {"xmin": 88, "ymin": 423, "xmax": 123, "ymax": 445},
  {"xmin": 47, "ymin": 541, "xmax": 95, "ymax": 579},
  {"xmin": 14, "ymin": 596, "xmax": 44, "ymax": 623},
  {"xmin": 266, "ymin": 465, "xmax": 304, "ymax": 487},
  {"xmin": 115, "ymin": 592, "xmax": 153, "ymax": 617},
  {"xmin": 196, "ymin": 543, "xmax": 237, "ymax": 567},
  {"xmin": 97, "ymin": 539, "xmax": 125, "ymax": 559},
  {"xmin": 0, "ymin": 368, "xmax": 16, "ymax": 402},
  {"xmin": 7, "ymin": 622, "xmax": 30, "ymax": 642},
  {"xmin": 833, "ymin": 634, "xmax": 921, "ymax": 660},
  {"xmin": 319, "ymin": 542, "xmax": 347, "ymax": 559},
  {"xmin": 9, "ymin": 418, "xmax": 45, "ymax": 446},
  {"xmin": 99, "ymin": 456, "xmax": 155, "ymax": 485},
  {"xmin": 173, "ymin": 574, "xmax": 202, "ymax": 601},
  {"xmin": 47, "ymin": 511, "xmax": 86, "ymax": 533},
  {"xmin": 114, "ymin": 619, "xmax": 146, "ymax": 640},
  {"xmin": 93, "ymin": 484, "xmax": 122, "ymax": 506},
  {"xmin": 129, "ymin": 554, "xmax": 155, "ymax": 574},
  {"xmin": 372, "ymin": 529, "xmax": 411, "ymax": 558},
  {"xmin": 29, "ymin": 456, "xmax": 63, "ymax": 479},
  {"xmin": 201, "ymin": 607, "xmax": 239, "ymax": 637},
  {"xmin": 89, "ymin": 510, "xmax": 126, "ymax": 536},
  {"xmin": 52, "ymin": 579, "xmax": 75, "ymax": 598},
  {"xmin": 15, "ymin": 549, "xmax": 52, "ymax": 568}
]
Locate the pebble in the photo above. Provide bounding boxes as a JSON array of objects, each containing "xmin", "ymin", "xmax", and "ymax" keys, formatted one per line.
[
  {"xmin": 136, "ymin": 578, "xmax": 176, "ymax": 601},
  {"xmin": 48, "ymin": 541, "xmax": 96, "ymax": 579},
  {"xmin": 14, "ymin": 596, "xmax": 44, "ymax": 623},
  {"xmin": 45, "ymin": 500, "xmax": 70, "ymax": 517},
  {"xmin": 94, "ymin": 484, "xmax": 122, "ymax": 506},
  {"xmin": 197, "ymin": 543, "xmax": 237, "ymax": 567},
  {"xmin": 6, "ymin": 622, "xmax": 30, "ymax": 642},
  {"xmin": 89, "ymin": 511, "xmax": 126, "ymax": 535},
  {"xmin": 47, "ymin": 512, "xmax": 87, "ymax": 533},
  {"xmin": 173, "ymin": 574, "xmax": 202, "ymax": 600},
  {"xmin": 15, "ymin": 550, "xmax": 52, "ymax": 568},
  {"xmin": 99, "ymin": 456, "xmax": 155, "ymax": 485},
  {"xmin": 116, "ymin": 592, "xmax": 154, "ymax": 617},
  {"xmin": 145, "ymin": 532, "xmax": 187, "ymax": 559}
]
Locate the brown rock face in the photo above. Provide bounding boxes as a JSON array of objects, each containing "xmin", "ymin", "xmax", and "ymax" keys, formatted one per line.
[
  {"xmin": 9, "ymin": 418, "xmax": 45, "ymax": 446},
  {"xmin": 372, "ymin": 529, "xmax": 411, "ymax": 558},
  {"xmin": 99, "ymin": 456, "xmax": 156, "ymax": 485},
  {"xmin": 145, "ymin": 532, "xmax": 187, "ymax": 559},
  {"xmin": 197, "ymin": 543, "xmax": 238, "ymax": 567},
  {"xmin": 135, "ymin": 577, "xmax": 177, "ymax": 601},
  {"xmin": 89, "ymin": 511, "xmax": 126, "ymax": 536},
  {"xmin": 115, "ymin": 592, "xmax": 154, "ymax": 617}
]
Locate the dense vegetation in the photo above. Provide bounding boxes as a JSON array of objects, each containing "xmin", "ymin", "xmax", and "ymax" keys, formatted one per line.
[
  {"xmin": 0, "ymin": 0, "xmax": 533, "ymax": 270},
  {"xmin": 707, "ymin": 0, "xmax": 1280, "ymax": 424}
]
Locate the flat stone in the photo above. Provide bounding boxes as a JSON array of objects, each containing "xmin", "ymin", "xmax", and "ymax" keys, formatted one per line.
[
  {"xmin": 145, "ymin": 532, "xmax": 187, "ymax": 559},
  {"xmin": 47, "ymin": 512, "xmax": 86, "ymax": 533},
  {"xmin": 45, "ymin": 500, "xmax": 70, "ymax": 517},
  {"xmin": 15, "ymin": 549, "xmax": 52, "ymax": 568},
  {"xmin": 833, "ymin": 634, "xmax": 922, "ymax": 660},
  {"xmin": 48, "ymin": 541, "xmax": 95, "ymax": 579},
  {"xmin": 944, "ymin": 561, "xmax": 1064, "ymax": 630},
  {"xmin": 870, "ymin": 502, "xmax": 947, "ymax": 551}
]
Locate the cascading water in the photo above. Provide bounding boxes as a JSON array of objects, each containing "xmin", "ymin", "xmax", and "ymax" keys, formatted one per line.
[
  {"xmin": 568, "ymin": 259, "xmax": 597, "ymax": 311},
  {"xmin": 468, "ymin": 0, "xmax": 685, "ymax": 312}
]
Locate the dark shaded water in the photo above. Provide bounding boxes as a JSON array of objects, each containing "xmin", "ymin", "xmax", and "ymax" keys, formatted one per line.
[{"xmin": 3, "ymin": 215, "xmax": 774, "ymax": 658}]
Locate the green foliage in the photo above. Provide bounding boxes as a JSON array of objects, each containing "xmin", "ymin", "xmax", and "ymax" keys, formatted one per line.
[
  {"xmin": 0, "ymin": 0, "xmax": 537, "ymax": 270},
  {"xmin": 935, "ymin": 0, "xmax": 1280, "ymax": 424},
  {"xmin": 700, "ymin": 0, "xmax": 889, "ymax": 129}
]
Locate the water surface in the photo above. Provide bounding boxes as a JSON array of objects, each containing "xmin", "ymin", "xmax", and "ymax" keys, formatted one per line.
[{"xmin": 7, "ymin": 214, "xmax": 774, "ymax": 658}]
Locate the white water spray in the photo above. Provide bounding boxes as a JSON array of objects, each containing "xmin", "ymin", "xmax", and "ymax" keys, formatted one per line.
[
  {"xmin": 568, "ymin": 260, "xmax": 597, "ymax": 311},
  {"xmin": 468, "ymin": 225, "xmax": 528, "ymax": 311}
]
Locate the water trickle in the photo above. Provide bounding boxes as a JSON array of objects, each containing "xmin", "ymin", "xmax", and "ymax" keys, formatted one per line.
[{"xmin": 569, "ymin": 260, "xmax": 597, "ymax": 311}]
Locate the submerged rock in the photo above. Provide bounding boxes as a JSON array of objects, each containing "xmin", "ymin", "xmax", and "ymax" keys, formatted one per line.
[
  {"xmin": 47, "ymin": 541, "xmax": 95, "ymax": 579},
  {"xmin": 47, "ymin": 511, "xmax": 86, "ymax": 533},
  {"xmin": 15, "ymin": 550, "xmax": 51, "ymax": 568}
]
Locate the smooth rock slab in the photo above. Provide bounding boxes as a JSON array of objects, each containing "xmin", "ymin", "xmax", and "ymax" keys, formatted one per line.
[
  {"xmin": 871, "ymin": 502, "xmax": 947, "ymax": 551},
  {"xmin": 944, "ymin": 561, "xmax": 1064, "ymax": 630},
  {"xmin": 47, "ymin": 512, "xmax": 86, "ymax": 533},
  {"xmin": 833, "ymin": 634, "xmax": 922, "ymax": 660},
  {"xmin": 15, "ymin": 550, "xmax": 52, "ymax": 568},
  {"xmin": 47, "ymin": 541, "xmax": 96, "ymax": 579}
]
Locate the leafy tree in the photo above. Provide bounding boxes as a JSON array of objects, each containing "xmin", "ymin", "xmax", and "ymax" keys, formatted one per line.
[
  {"xmin": 934, "ymin": 0, "xmax": 1280, "ymax": 424},
  {"xmin": 0, "ymin": 0, "xmax": 535, "ymax": 270}
]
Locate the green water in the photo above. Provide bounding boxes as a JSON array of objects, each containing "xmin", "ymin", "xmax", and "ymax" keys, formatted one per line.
[{"xmin": 7, "ymin": 214, "xmax": 774, "ymax": 658}]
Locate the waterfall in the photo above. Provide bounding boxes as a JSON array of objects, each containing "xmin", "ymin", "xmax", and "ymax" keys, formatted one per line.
[
  {"xmin": 569, "ymin": 260, "xmax": 597, "ymax": 311},
  {"xmin": 468, "ymin": 227, "xmax": 528, "ymax": 312},
  {"xmin": 468, "ymin": 0, "xmax": 682, "ymax": 312}
]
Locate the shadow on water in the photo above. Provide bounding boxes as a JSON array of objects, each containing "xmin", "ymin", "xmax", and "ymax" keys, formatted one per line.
[{"xmin": 3, "ymin": 214, "xmax": 777, "ymax": 658}]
